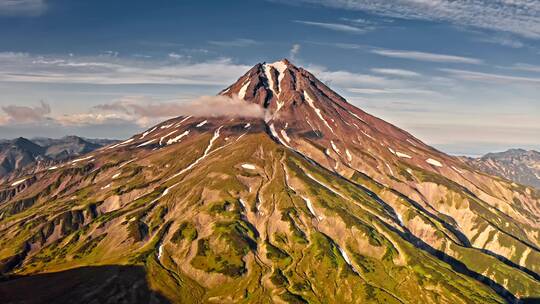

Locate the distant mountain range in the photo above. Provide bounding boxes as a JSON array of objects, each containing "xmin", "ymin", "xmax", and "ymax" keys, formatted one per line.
[
  {"xmin": 464, "ymin": 149, "xmax": 540, "ymax": 190},
  {"xmin": 0, "ymin": 136, "xmax": 118, "ymax": 179}
]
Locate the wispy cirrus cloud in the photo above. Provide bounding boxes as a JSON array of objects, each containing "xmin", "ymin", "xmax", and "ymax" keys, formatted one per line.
[
  {"xmin": 347, "ymin": 88, "xmax": 437, "ymax": 95},
  {"xmin": 371, "ymin": 68, "xmax": 420, "ymax": 77},
  {"xmin": 442, "ymin": 68, "xmax": 540, "ymax": 84},
  {"xmin": 371, "ymin": 48, "xmax": 482, "ymax": 64},
  {"xmin": 0, "ymin": 0, "xmax": 46, "ymax": 16},
  {"xmin": 307, "ymin": 64, "xmax": 391, "ymax": 87},
  {"xmin": 208, "ymin": 38, "xmax": 259, "ymax": 47},
  {"xmin": 476, "ymin": 36, "xmax": 525, "ymax": 49},
  {"xmin": 509, "ymin": 63, "xmax": 540, "ymax": 73},
  {"xmin": 279, "ymin": 0, "xmax": 540, "ymax": 39},
  {"xmin": 0, "ymin": 52, "xmax": 250, "ymax": 85},
  {"xmin": 294, "ymin": 20, "xmax": 369, "ymax": 33}
]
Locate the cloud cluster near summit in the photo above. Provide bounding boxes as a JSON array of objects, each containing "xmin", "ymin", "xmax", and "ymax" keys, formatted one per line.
[{"xmin": 94, "ymin": 95, "xmax": 266, "ymax": 122}]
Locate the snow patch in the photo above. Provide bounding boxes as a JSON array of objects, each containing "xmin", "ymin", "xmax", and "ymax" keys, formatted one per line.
[
  {"xmin": 396, "ymin": 151, "xmax": 412, "ymax": 159},
  {"xmin": 280, "ymin": 129, "xmax": 291, "ymax": 143},
  {"xmin": 396, "ymin": 212, "xmax": 404, "ymax": 225},
  {"xmin": 241, "ymin": 163, "xmax": 256, "ymax": 170},
  {"xmin": 239, "ymin": 198, "xmax": 247, "ymax": 208},
  {"xmin": 169, "ymin": 126, "xmax": 223, "ymax": 179},
  {"xmin": 388, "ymin": 147, "xmax": 396, "ymax": 155},
  {"xmin": 406, "ymin": 139, "xmax": 417, "ymax": 147},
  {"xmin": 238, "ymin": 80, "xmax": 250, "ymax": 100},
  {"xmin": 360, "ymin": 130, "xmax": 374, "ymax": 140},
  {"xmin": 140, "ymin": 127, "xmax": 157, "ymax": 139},
  {"xmin": 11, "ymin": 178, "xmax": 28, "ymax": 187},
  {"xmin": 112, "ymin": 173, "xmax": 121, "ymax": 179},
  {"xmin": 263, "ymin": 64, "xmax": 278, "ymax": 96},
  {"xmin": 196, "ymin": 120, "xmax": 208, "ymax": 127},
  {"xmin": 346, "ymin": 149, "xmax": 353, "ymax": 162},
  {"xmin": 119, "ymin": 138, "xmax": 134, "ymax": 145},
  {"xmin": 269, "ymin": 123, "xmax": 292, "ymax": 149},
  {"xmin": 137, "ymin": 139, "xmax": 156, "ymax": 147},
  {"xmin": 157, "ymin": 244, "xmax": 164, "ymax": 260},
  {"xmin": 306, "ymin": 119, "xmax": 316, "ymax": 132},
  {"xmin": 244, "ymin": 123, "xmax": 251, "ymax": 129},
  {"xmin": 331, "ymin": 141, "xmax": 340, "ymax": 153},
  {"xmin": 302, "ymin": 196, "xmax": 322, "ymax": 220},
  {"xmin": 175, "ymin": 116, "xmax": 192, "ymax": 127},
  {"xmin": 451, "ymin": 166, "xmax": 464, "ymax": 174},
  {"xmin": 269, "ymin": 60, "xmax": 287, "ymax": 75},
  {"xmin": 276, "ymin": 100, "xmax": 285, "ymax": 112},
  {"xmin": 304, "ymin": 91, "xmax": 335, "ymax": 134},
  {"xmin": 426, "ymin": 158, "xmax": 443, "ymax": 167},
  {"xmin": 269, "ymin": 60, "xmax": 287, "ymax": 96},
  {"xmin": 348, "ymin": 110, "xmax": 366, "ymax": 123},
  {"xmin": 101, "ymin": 183, "xmax": 111, "ymax": 190},
  {"xmin": 336, "ymin": 245, "xmax": 356, "ymax": 273},
  {"xmin": 71, "ymin": 156, "xmax": 93, "ymax": 163},
  {"xmin": 385, "ymin": 163, "xmax": 394, "ymax": 176},
  {"xmin": 48, "ymin": 166, "xmax": 58, "ymax": 170},
  {"xmin": 166, "ymin": 130, "xmax": 189, "ymax": 145},
  {"xmin": 159, "ymin": 130, "xmax": 178, "ymax": 145}
]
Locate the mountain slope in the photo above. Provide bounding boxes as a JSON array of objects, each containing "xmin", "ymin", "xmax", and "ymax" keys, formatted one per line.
[
  {"xmin": 464, "ymin": 149, "xmax": 540, "ymax": 190},
  {"xmin": 0, "ymin": 60, "xmax": 539, "ymax": 303}
]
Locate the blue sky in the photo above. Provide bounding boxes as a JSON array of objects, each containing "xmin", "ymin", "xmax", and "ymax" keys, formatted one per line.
[{"xmin": 0, "ymin": 0, "xmax": 539, "ymax": 156}]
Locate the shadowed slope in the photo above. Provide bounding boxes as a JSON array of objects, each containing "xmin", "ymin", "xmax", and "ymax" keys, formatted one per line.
[{"xmin": 0, "ymin": 265, "xmax": 170, "ymax": 304}]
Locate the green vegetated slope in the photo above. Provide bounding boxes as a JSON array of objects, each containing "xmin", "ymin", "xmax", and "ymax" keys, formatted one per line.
[{"xmin": 1, "ymin": 131, "xmax": 535, "ymax": 303}]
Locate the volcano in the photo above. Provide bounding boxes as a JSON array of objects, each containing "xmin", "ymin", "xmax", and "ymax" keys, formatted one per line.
[{"xmin": 0, "ymin": 60, "xmax": 539, "ymax": 303}]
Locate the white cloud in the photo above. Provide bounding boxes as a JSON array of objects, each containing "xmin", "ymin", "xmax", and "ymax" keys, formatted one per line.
[
  {"xmin": 371, "ymin": 48, "xmax": 482, "ymax": 64},
  {"xmin": 307, "ymin": 64, "xmax": 392, "ymax": 87},
  {"xmin": 510, "ymin": 63, "xmax": 540, "ymax": 73},
  {"xmin": 371, "ymin": 68, "xmax": 420, "ymax": 77},
  {"xmin": 294, "ymin": 20, "xmax": 368, "ymax": 33},
  {"xmin": 0, "ymin": 53, "xmax": 251, "ymax": 85},
  {"xmin": 0, "ymin": 0, "xmax": 46, "ymax": 16},
  {"xmin": 442, "ymin": 68, "xmax": 540, "ymax": 84},
  {"xmin": 1, "ymin": 94, "xmax": 265, "ymax": 129},
  {"xmin": 290, "ymin": 44, "xmax": 301, "ymax": 60},
  {"xmin": 477, "ymin": 36, "xmax": 525, "ymax": 48},
  {"xmin": 168, "ymin": 52, "xmax": 184, "ymax": 60},
  {"xmin": 281, "ymin": 0, "xmax": 540, "ymax": 39},
  {"xmin": 1, "ymin": 100, "xmax": 50, "ymax": 124},
  {"xmin": 55, "ymin": 113, "xmax": 135, "ymax": 126},
  {"xmin": 94, "ymin": 95, "xmax": 265, "ymax": 122},
  {"xmin": 347, "ymin": 88, "xmax": 437, "ymax": 95},
  {"xmin": 208, "ymin": 38, "xmax": 258, "ymax": 47}
]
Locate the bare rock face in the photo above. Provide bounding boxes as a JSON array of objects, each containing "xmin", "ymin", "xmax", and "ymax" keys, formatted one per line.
[{"xmin": 0, "ymin": 59, "xmax": 539, "ymax": 303}]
